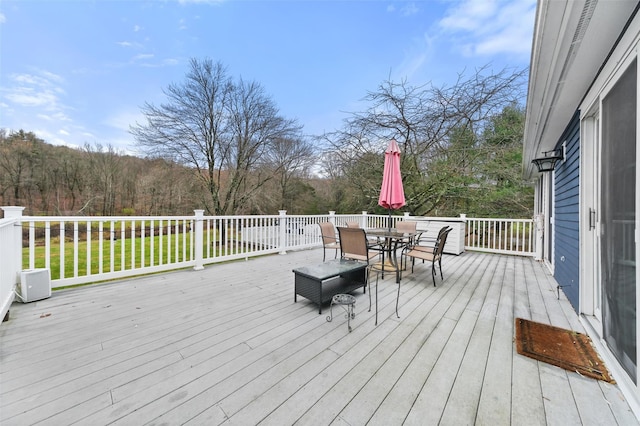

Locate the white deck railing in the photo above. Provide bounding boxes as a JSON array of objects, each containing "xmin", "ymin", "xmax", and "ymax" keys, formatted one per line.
[
  {"xmin": 465, "ymin": 217, "xmax": 536, "ymax": 256},
  {"xmin": 0, "ymin": 207, "xmax": 536, "ymax": 303}
]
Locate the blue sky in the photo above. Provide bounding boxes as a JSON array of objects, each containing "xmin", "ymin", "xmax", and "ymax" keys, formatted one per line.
[{"xmin": 0, "ymin": 0, "xmax": 536, "ymax": 153}]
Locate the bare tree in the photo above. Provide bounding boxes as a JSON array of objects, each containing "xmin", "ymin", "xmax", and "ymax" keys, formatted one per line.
[
  {"xmin": 54, "ymin": 148, "xmax": 88, "ymax": 214},
  {"xmin": 131, "ymin": 58, "xmax": 301, "ymax": 215},
  {"xmin": 262, "ymin": 136, "xmax": 317, "ymax": 210},
  {"xmin": 85, "ymin": 143, "xmax": 122, "ymax": 215},
  {"xmin": 324, "ymin": 65, "xmax": 527, "ymax": 216},
  {"xmin": 0, "ymin": 130, "xmax": 34, "ymax": 206}
]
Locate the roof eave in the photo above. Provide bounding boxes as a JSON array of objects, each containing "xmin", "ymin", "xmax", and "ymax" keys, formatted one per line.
[{"xmin": 522, "ymin": 0, "xmax": 637, "ymax": 179}]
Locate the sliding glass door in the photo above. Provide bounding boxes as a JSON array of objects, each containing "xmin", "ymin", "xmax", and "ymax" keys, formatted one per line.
[{"xmin": 601, "ymin": 59, "xmax": 637, "ymax": 382}]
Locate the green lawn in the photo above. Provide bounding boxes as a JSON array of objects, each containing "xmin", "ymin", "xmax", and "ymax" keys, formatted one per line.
[{"xmin": 23, "ymin": 228, "xmax": 249, "ymax": 280}]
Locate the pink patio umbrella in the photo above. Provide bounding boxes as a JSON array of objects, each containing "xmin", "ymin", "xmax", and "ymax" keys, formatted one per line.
[{"xmin": 378, "ymin": 139, "xmax": 406, "ymax": 229}]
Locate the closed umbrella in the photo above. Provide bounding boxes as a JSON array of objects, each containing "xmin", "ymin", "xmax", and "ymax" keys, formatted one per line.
[{"xmin": 378, "ymin": 139, "xmax": 406, "ymax": 229}]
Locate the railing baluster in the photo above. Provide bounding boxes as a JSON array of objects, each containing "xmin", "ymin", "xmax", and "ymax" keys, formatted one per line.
[
  {"xmin": 109, "ymin": 221, "xmax": 114, "ymax": 273},
  {"xmin": 130, "ymin": 220, "xmax": 135, "ymax": 270},
  {"xmin": 182, "ymin": 219, "xmax": 187, "ymax": 262},
  {"xmin": 205, "ymin": 218, "xmax": 209, "ymax": 259},
  {"xmin": 150, "ymin": 221, "xmax": 155, "ymax": 267},
  {"xmin": 159, "ymin": 219, "xmax": 164, "ymax": 265},
  {"xmin": 60, "ymin": 221, "xmax": 65, "ymax": 280},
  {"xmin": 141, "ymin": 220, "xmax": 145, "ymax": 269},
  {"xmin": 73, "ymin": 221, "xmax": 79, "ymax": 278},
  {"xmin": 87, "ymin": 221, "xmax": 92, "ymax": 276},
  {"xmin": 45, "ymin": 222, "xmax": 51, "ymax": 272},
  {"xmin": 99, "ymin": 221, "xmax": 104, "ymax": 275},
  {"xmin": 120, "ymin": 220, "xmax": 125, "ymax": 271},
  {"xmin": 29, "ymin": 221, "xmax": 35, "ymax": 270},
  {"xmin": 174, "ymin": 220, "xmax": 179, "ymax": 262}
]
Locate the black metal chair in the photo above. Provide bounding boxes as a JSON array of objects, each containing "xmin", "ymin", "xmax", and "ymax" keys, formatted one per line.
[
  {"xmin": 318, "ymin": 222, "xmax": 340, "ymax": 262},
  {"xmin": 402, "ymin": 227, "xmax": 452, "ymax": 286}
]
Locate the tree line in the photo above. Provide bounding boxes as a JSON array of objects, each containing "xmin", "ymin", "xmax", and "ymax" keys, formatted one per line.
[
  {"xmin": 1, "ymin": 59, "xmax": 533, "ymax": 218},
  {"xmin": 0, "ymin": 130, "xmax": 323, "ymax": 216}
]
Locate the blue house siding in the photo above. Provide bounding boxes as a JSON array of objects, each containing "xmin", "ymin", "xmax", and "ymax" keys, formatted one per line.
[{"xmin": 554, "ymin": 111, "xmax": 580, "ymax": 311}]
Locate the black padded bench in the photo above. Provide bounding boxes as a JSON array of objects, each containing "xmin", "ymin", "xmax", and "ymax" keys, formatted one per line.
[{"xmin": 293, "ymin": 259, "xmax": 367, "ymax": 314}]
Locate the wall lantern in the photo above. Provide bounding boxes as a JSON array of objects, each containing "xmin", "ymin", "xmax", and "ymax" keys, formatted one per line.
[{"xmin": 531, "ymin": 149, "xmax": 564, "ymax": 173}]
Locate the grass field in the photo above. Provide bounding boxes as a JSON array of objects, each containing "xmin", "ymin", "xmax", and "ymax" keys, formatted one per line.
[{"xmin": 21, "ymin": 228, "xmax": 250, "ymax": 281}]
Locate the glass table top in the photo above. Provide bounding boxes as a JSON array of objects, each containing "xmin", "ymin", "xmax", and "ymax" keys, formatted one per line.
[{"xmin": 293, "ymin": 259, "xmax": 367, "ymax": 280}]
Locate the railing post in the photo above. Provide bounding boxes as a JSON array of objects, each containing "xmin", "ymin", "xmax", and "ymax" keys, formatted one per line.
[
  {"xmin": 361, "ymin": 211, "xmax": 367, "ymax": 229},
  {"xmin": 279, "ymin": 210, "xmax": 287, "ymax": 255},
  {"xmin": 328, "ymin": 211, "xmax": 336, "ymax": 226},
  {"xmin": 2, "ymin": 206, "xmax": 25, "ymax": 219},
  {"xmin": 193, "ymin": 210, "xmax": 204, "ymax": 271},
  {"xmin": 2, "ymin": 207, "xmax": 24, "ymax": 276},
  {"xmin": 1, "ymin": 207, "xmax": 25, "ymax": 322},
  {"xmin": 1, "ymin": 206, "xmax": 25, "ymax": 219},
  {"xmin": 459, "ymin": 213, "xmax": 468, "ymax": 251},
  {"xmin": 535, "ymin": 213, "xmax": 544, "ymax": 261}
]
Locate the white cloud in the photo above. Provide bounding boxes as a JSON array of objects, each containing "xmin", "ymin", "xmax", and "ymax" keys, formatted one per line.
[
  {"xmin": 439, "ymin": 0, "xmax": 498, "ymax": 32},
  {"xmin": 133, "ymin": 53, "xmax": 155, "ymax": 61},
  {"xmin": 4, "ymin": 71, "xmax": 67, "ymax": 112},
  {"xmin": 130, "ymin": 55, "xmax": 181, "ymax": 69},
  {"xmin": 31, "ymin": 128, "xmax": 76, "ymax": 148},
  {"xmin": 392, "ymin": 29, "xmax": 437, "ymax": 82},
  {"xmin": 36, "ymin": 111, "xmax": 71, "ymax": 122},
  {"xmin": 395, "ymin": 41, "xmax": 430, "ymax": 82},
  {"xmin": 388, "ymin": 0, "xmax": 534, "ymax": 88},
  {"xmin": 39, "ymin": 70, "xmax": 65, "ymax": 85},
  {"xmin": 1, "ymin": 69, "xmax": 78, "ymax": 147},
  {"xmin": 118, "ymin": 40, "xmax": 144, "ymax": 49},
  {"xmin": 387, "ymin": 2, "xmax": 418, "ymax": 17},
  {"xmin": 400, "ymin": 2, "xmax": 419, "ymax": 17},
  {"xmin": 13, "ymin": 72, "xmax": 63, "ymax": 88},
  {"xmin": 0, "ymin": 13, "xmax": 6, "ymax": 24},
  {"xmin": 438, "ymin": 0, "xmax": 535, "ymax": 58},
  {"xmin": 6, "ymin": 86, "xmax": 58, "ymax": 107}
]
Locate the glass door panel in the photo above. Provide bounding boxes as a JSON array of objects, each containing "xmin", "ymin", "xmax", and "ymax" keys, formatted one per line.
[{"xmin": 601, "ymin": 59, "xmax": 637, "ymax": 382}]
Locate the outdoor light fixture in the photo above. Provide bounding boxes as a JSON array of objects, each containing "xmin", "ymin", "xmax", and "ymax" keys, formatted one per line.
[{"xmin": 531, "ymin": 149, "xmax": 564, "ymax": 173}]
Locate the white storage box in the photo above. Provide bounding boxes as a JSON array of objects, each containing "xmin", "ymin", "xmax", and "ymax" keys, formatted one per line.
[
  {"xmin": 18, "ymin": 269, "xmax": 51, "ymax": 303},
  {"xmin": 407, "ymin": 218, "xmax": 466, "ymax": 255}
]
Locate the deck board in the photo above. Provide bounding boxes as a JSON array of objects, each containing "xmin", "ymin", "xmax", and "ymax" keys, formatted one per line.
[{"xmin": 1, "ymin": 249, "xmax": 638, "ymax": 425}]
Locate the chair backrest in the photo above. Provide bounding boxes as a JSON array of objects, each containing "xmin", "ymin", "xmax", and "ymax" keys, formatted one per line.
[
  {"xmin": 318, "ymin": 222, "xmax": 337, "ymax": 244},
  {"xmin": 412, "ymin": 225, "xmax": 448, "ymax": 248},
  {"xmin": 337, "ymin": 227, "xmax": 369, "ymax": 262},
  {"xmin": 396, "ymin": 221, "xmax": 417, "ymax": 233},
  {"xmin": 436, "ymin": 225, "xmax": 450, "ymax": 238},
  {"xmin": 345, "ymin": 221, "xmax": 360, "ymax": 228},
  {"xmin": 434, "ymin": 228, "xmax": 452, "ymax": 259}
]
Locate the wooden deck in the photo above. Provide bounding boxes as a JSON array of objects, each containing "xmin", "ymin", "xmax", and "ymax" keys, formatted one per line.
[{"xmin": 1, "ymin": 249, "xmax": 638, "ymax": 425}]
